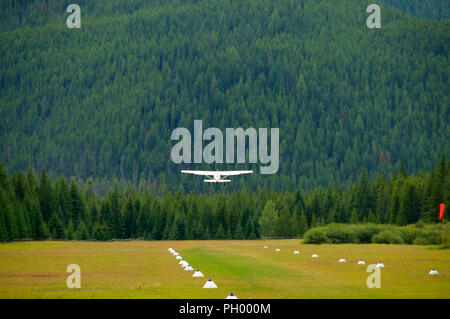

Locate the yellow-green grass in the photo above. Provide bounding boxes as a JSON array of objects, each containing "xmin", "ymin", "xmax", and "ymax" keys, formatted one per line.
[{"xmin": 0, "ymin": 240, "xmax": 448, "ymax": 298}]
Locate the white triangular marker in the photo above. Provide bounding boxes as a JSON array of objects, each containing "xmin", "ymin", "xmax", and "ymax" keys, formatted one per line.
[{"xmin": 203, "ymin": 279, "xmax": 218, "ymax": 288}]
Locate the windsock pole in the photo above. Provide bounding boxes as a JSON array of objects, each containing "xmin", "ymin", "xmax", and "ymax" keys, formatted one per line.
[{"xmin": 440, "ymin": 203, "xmax": 445, "ymax": 245}]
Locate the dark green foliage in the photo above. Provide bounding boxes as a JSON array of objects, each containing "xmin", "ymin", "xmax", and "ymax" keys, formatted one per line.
[
  {"xmin": 215, "ymin": 224, "xmax": 225, "ymax": 240},
  {"xmin": 92, "ymin": 223, "xmax": 111, "ymax": 241},
  {"xmin": 303, "ymin": 228, "xmax": 331, "ymax": 244},
  {"xmin": 258, "ymin": 200, "xmax": 277, "ymax": 238},
  {"xmin": 413, "ymin": 230, "xmax": 442, "ymax": 245},
  {"xmin": 0, "ymin": 1, "xmax": 448, "ymax": 194},
  {"xmin": 372, "ymin": 230, "xmax": 405, "ymax": 244},
  {"xmin": 38, "ymin": 168, "xmax": 53, "ymax": 222},
  {"xmin": 303, "ymin": 223, "xmax": 447, "ymax": 245},
  {"xmin": 234, "ymin": 222, "xmax": 244, "ymax": 240},
  {"xmin": 48, "ymin": 212, "xmax": 65, "ymax": 239},
  {"xmin": 324, "ymin": 224, "xmax": 360, "ymax": 244},
  {"xmin": 298, "ymin": 212, "xmax": 309, "ymax": 237},
  {"xmin": 380, "ymin": 0, "xmax": 450, "ymax": 20},
  {"xmin": 0, "ymin": 160, "xmax": 448, "ymax": 242},
  {"xmin": 66, "ymin": 219, "xmax": 75, "ymax": 240},
  {"xmin": 123, "ymin": 198, "xmax": 137, "ymax": 238},
  {"xmin": 75, "ymin": 220, "xmax": 89, "ymax": 240}
]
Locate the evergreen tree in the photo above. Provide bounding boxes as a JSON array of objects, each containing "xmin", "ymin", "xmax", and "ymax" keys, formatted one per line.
[
  {"xmin": 273, "ymin": 210, "xmax": 291, "ymax": 237},
  {"xmin": 350, "ymin": 209, "xmax": 359, "ymax": 224},
  {"xmin": 75, "ymin": 220, "xmax": 89, "ymax": 240},
  {"xmin": 234, "ymin": 222, "xmax": 244, "ymax": 239},
  {"xmin": 123, "ymin": 198, "xmax": 136, "ymax": 238},
  {"xmin": 0, "ymin": 188, "xmax": 19, "ymax": 240},
  {"xmin": 48, "ymin": 212, "xmax": 65, "ymax": 239},
  {"xmin": 310, "ymin": 213, "xmax": 317, "ymax": 228},
  {"xmin": 215, "ymin": 224, "xmax": 225, "ymax": 239},
  {"xmin": 258, "ymin": 200, "xmax": 278, "ymax": 238},
  {"xmin": 66, "ymin": 219, "xmax": 75, "ymax": 240},
  {"xmin": 298, "ymin": 212, "xmax": 309, "ymax": 237},
  {"xmin": 38, "ymin": 168, "xmax": 53, "ymax": 222},
  {"xmin": 70, "ymin": 180, "xmax": 86, "ymax": 225}
]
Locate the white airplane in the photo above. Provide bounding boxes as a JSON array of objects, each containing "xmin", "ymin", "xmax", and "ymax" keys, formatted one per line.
[{"xmin": 181, "ymin": 170, "xmax": 253, "ymax": 183}]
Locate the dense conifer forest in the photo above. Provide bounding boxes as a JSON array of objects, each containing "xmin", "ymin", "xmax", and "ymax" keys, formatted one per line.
[
  {"xmin": 0, "ymin": 157, "xmax": 448, "ymax": 241},
  {"xmin": 0, "ymin": 1, "xmax": 449, "ymax": 242},
  {"xmin": 0, "ymin": 0, "xmax": 449, "ymax": 193}
]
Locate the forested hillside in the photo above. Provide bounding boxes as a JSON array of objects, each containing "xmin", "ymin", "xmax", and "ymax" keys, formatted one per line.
[
  {"xmin": 0, "ymin": 157, "xmax": 448, "ymax": 241},
  {"xmin": 0, "ymin": 0, "xmax": 449, "ymax": 193},
  {"xmin": 381, "ymin": 0, "xmax": 450, "ymax": 20}
]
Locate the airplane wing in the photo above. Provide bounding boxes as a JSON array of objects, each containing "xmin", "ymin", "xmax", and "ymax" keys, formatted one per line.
[
  {"xmin": 181, "ymin": 170, "xmax": 216, "ymax": 176},
  {"xmin": 219, "ymin": 170, "xmax": 253, "ymax": 176},
  {"xmin": 181, "ymin": 170, "xmax": 253, "ymax": 176}
]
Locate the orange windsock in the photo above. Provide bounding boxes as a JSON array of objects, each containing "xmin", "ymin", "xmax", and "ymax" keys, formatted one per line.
[{"xmin": 439, "ymin": 203, "xmax": 445, "ymax": 220}]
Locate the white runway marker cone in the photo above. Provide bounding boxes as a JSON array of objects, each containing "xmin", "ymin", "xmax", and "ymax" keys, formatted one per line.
[
  {"xmin": 376, "ymin": 261, "xmax": 384, "ymax": 268},
  {"xmin": 312, "ymin": 254, "xmax": 318, "ymax": 258},
  {"xmin": 193, "ymin": 270, "xmax": 204, "ymax": 278},
  {"xmin": 428, "ymin": 269, "xmax": 438, "ymax": 275},
  {"xmin": 203, "ymin": 279, "xmax": 218, "ymax": 288},
  {"xmin": 294, "ymin": 250, "xmax": 300, "ymax": 254},
  {"xmin": 339, "ymin": 258, "xmax": 346, "ymax": 263},
  {"xmin": 357, "ymin": 259, "xmax": 366, "ymax": 265},
  {"xmin": 275, "ymin": 248, "xmax": 280, "ymax": 252},
  {"xmin": 226, "ymin": 292, "xmax": 238, "ymax": 299}
]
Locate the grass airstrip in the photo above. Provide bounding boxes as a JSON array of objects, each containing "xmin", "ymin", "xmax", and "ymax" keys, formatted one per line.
[{"xmin": 0, "ymin": 240, "xmax": 449, "ymax": 298}]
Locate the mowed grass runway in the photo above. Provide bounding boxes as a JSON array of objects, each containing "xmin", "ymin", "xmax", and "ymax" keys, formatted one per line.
[{"xmin": 0, "ymin": 240, "xmax": 449, "ymax": 298}]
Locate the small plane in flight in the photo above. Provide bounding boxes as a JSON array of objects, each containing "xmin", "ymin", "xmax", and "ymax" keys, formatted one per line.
[{"xmin": 181, "ymin": 170, "xmax": 253, "ymax": 183}]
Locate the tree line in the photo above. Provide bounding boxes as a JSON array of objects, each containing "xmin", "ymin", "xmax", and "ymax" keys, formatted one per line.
[{"xmin": 0, "ymin": 156, "xmax": 448, "ymax": 241}]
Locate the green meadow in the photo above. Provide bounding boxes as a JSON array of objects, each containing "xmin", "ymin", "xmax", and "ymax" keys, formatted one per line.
[{"xmin": 0, "ymin": 240, "xmax": 448, "ymax": 299}]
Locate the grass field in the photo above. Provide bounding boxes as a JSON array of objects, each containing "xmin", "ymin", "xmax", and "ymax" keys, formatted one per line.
[{"xmin": 0, "ymin": 240, "xmax": 449, "ymax": 299}]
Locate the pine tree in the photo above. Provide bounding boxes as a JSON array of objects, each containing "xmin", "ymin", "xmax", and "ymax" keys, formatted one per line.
[
  {"xmin": 70, "ymin": 180, "xmax": 86, "ymax": 225},
  {"xmin": 38, "ymin": 221, "xmax": 50, "ymax": 239},
  {"xmin": 258, "ymin": 200, "xmax": 278, "ymax": 238},
  {"xmin": 204, "ymin": 226, "xmax": 211, "ymax": 240},
  {"xmin": 54, "ymin": 176, "xmax": 72, "ymax": 226},
  {"xmin": 75, "ymin": 220, "xmax": 89, "ymax": 240},
  {"xmin": 327, "ymin": 209, "xmax": 336, "ymax": 224},
  {"xmin": 298, "ymin": 212, "xmax": 309, "ymax": 237},
  {"xmin": 15, "ymin": 204, "xmax": 31, "ymax": 238},
  {"xmin": 390, "ymin": 182, "xmax": 401, "ymax": 224},
  {"xmin": 310, "ymin": 212, "xmax": 317, "ymax": 228},
  {"xmin": 234, "ymin": 222, "xmax": 244, "ymax": 239},
  {"xmin": 48, "ymin": 212, "xmax": 65, "ymax": 239},
  {"xmin": 273, "ymin": 210, "xmax": 290, "ymax": 237},
  {"xmin": 0, "ymin": 188, "xmax": 19, "ymax": 240},
  {"xmin": 123, "ymin": 198, "xmax": 136, "ymax": 238},
  {"xmin": 368, "ymin": 210, "xmax": 377, "ymax": 223},
  {"xmin": 66, "ymin": 219, "xmax": 75, "ymax": 240},
  {"xmin": 38, "ymin": 167, "xmax": 53, "ymax": 222},
  {"xmin": 215, "ymin": 224, "xmax": 225, "ymax": 239},
  {"xmin": 350, "ymin": 209, "xmax": 359, "ymax": 224},
  {"xmin": 92, "ymin": 223, "xmax": 111, "ymax": 240},
  {"xmin": 0, "ymin": 200, "xmax": 9, "ymax": 241}
]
